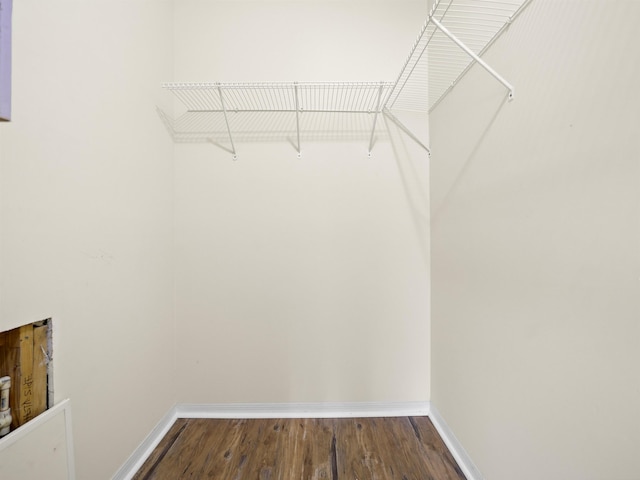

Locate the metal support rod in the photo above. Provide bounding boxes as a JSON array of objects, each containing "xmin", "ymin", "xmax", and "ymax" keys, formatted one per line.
[
  {"xmin": 430, "ymin": 16, "xmax": 514, "ymax": 100},
  {"xmin": 382, "ymin": 108, "xmax": 431, "ymax": 156},
  {"xmin": 294, "ymin": 83, "xmax": 301, "ymax": 157},
  {"xmin": 368, "ymin": 82, "xmax": 384, "ymax": 156},
  {"xmin": 217, "ymin": 84, "xmax": 237, "ymax": 159}
]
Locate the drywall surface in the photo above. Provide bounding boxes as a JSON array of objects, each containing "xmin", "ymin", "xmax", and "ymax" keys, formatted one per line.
[
  {"xmin": 430, "ymin": 2, "xmax": 640, "ymax": 479},
  {"xmin": 173, "ymin": 1, "xmax": 431, "ymax": 403},
  {"xmin": 0, "ymin": 1, "xmax": 175, "ymax": 478}
]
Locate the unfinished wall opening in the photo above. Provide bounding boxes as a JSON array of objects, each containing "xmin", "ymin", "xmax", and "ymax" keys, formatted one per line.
[{"xmin": 0, "ymin": 319, "xmax": 53, "ymax": 437}]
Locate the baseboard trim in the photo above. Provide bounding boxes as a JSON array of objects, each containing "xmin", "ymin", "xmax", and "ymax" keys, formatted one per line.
[
  {"xmin": 176, "ymin": 401, "xmax": 431, "ymax": 419},
  {"xmin": 429, "ymin": 403, "xmax": 484, "ymax": 480},
  {"xmin": 111, "ymin": 405, "xmax": 178, "ymax": 480},
  {"xmin": 112, "ymin": 401, "xmax": 430, "ymax": 479}
]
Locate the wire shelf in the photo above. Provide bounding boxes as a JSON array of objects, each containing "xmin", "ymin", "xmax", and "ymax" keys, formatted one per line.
[
  {"xmin": 162, "ymin": 1, "xmax": 532, "ymax": 156},
  {"xmin": 385, "ymin": 0, "xmax": 531, "ymax": 113},
  {"xmin": 164, "ymin": 82, "xmax": 393, "ymax": 157},
  {"xmin": 164, "ymin": 82, "xmax": 393, "ymax": 114}
]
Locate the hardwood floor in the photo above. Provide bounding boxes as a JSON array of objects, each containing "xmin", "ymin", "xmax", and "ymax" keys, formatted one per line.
[{"xmin": 133, "ymin": 417, "xmax": 466, "ymax": 480}]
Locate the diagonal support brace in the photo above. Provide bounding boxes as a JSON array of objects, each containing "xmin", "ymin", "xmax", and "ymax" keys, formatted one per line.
[
  {"xmin": 368, "ymin": 82, "xmax": 385, "ymax": 156},
  {"xmin": 294, "ymin": 83, "xmax": 301, "ymax": 158},
  {"xmin": 382, "ymin": 108, "xmax": 431, "ymax": 156},
  {"xmin": 430, "ymin": 16, "xmax": 515, "ymax": 100},
  {"xmin": 217, "ymin": 83, "xmax": 237, "ymax": 160}
]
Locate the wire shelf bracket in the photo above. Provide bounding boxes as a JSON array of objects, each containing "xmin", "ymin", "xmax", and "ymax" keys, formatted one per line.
[
  {"xmin": 382, "ymin": 108, "xmax": 431, "ymax": 157},
  {"xmin": 217, "ymin": 83, "xmax": 238, "ymax": 160},
  {"xmin": 294, "ymin": 83, "xmax": 302, "ymax": 157},
  {"xmin": 367, "ymin": 82, "xmax": 386, "ymax": 157}
]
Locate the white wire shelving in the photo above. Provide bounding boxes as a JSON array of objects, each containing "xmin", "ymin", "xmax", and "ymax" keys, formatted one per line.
[
  {"xmin": 164, "ymin": 82, "xmax": 392, "ymax": 114},
  {"xmin": 386, "ymin": 0, "xmax": 532, "ymax": 113},
  {"xmin": 163, "ymin": 82, "xmax": 392, "ymax": 159},
  {"xmin": 162, "ymin": 0, "xmax": 531, "ymax": 158}
]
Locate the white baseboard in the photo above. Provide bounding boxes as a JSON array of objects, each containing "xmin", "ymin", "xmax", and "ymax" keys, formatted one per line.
[
  {"xmin": 176, "ymin": 401, "xmax": 431, "ymax": 419},
  {"xmin": 428, "ymin": 403, "xmax": 484, "ymax": 480},
  {"xmin": 112, "ymin": 401, "xmax": 429, "ymax": 479},
  {"xmin": 111, "ymin": 405, "xmax": 178, "ymax": 480}
]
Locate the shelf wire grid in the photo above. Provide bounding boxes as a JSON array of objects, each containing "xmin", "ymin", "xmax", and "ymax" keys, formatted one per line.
[
  {"xmin": 162, "ymin": 82, "xmax": 393, "ymax": 154},
  {"xmin": 385, "ymin": 0, "xmax": 531, "ymax": 113},
  {"xmin": 164, "ymin": 82, "xmax": 393, "ymax": 114}
]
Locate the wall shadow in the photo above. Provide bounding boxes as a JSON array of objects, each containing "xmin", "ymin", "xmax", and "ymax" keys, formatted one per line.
[
  {"xmin": 430, "ymin": 92, "xmax": 510, "ymax": 223},
  {"xmin": 157, "ymin": 108, "xmax": 391, "ymax": 157},
  {"xmin": 384, "ymin": 111, "xmax": 430, "ymax": 269}
]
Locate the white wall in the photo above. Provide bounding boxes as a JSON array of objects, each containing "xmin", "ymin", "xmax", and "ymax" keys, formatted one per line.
[
  {"xmin": 430, "ymin": 2, "xmax": 640, "ymax": 479},
  {"xmin": 0, "ymin": 1, "xmax": 175, "ymax": 478},
  {"xmin": 1, "ymin": 1, "xmax": 432, "ymax": 476},
  {"xmin": 173, "ymin": 1, "xmax": 431, "ymax": 403}
]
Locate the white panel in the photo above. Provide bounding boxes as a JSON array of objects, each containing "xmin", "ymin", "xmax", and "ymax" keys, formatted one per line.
[{"xmin": 0, "ymin": 400, "xmax": 75, "ymax": 480}]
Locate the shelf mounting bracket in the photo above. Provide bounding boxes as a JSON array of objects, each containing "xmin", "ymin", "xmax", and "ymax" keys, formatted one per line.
[
  {"xmin": 217, "ymin": 83, "xmax": 238, "ymax": 160},
  {"xmin": 430, "ymin": 16, "xmax": 515, "ymax": 101},
  {"xmin": 294, "ymin": 82, "xmax": 302, "ymax": 158},
  {"xmin": 368, "ymin": 82, "xmax": 385, "ymax": 156},
  {"xmin": 382, "ymin": 108, "xmax": 431, "ymax": 156}
]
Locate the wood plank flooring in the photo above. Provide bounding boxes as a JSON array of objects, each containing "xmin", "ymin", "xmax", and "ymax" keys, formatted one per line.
[{"xmin": 133, "ymin": 417, "xmax": 466, "ymax": 480}]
